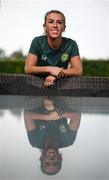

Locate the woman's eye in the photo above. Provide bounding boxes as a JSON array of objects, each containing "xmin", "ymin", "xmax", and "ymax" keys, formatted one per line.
[
  {"xmin": 57, "ymin": 21, "xmax": 62, "ymax": 24},
  {"xmin": 45, "ymin": 162, "xmax": 50, "ymax": 167},
  {"xmin": 48, "ymin": 21, "xmax": 53, "ymax": 23},
  {"xmin": 53, "ymin": 162, "xmax": 58, "ymax": 167},
  {"xmin": 48, "ymin": 20, "xmax": 63, "ymax": 24}
]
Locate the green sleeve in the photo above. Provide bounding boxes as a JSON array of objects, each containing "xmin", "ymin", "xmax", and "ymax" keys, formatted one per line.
[
  {"xmin": 70, "ymin": 40, "xmax": 80, "ymax": 57},
  {"xmin": 29, "ymin": 37, "xmax": 40, "ymax": 56}
]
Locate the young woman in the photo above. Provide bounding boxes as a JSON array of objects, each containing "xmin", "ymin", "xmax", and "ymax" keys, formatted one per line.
[
  {"xmin": 24, "ymin": 96, "xmax": 81, "ymax": 175},
  {"xmin": 25, "ymin": 10, "xmax": 82, "ymax": 87}
]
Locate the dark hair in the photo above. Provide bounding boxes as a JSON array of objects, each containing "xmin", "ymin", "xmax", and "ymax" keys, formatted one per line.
[{"xmin": 44, "ymin": 10, "xmax": 66, "ymax": 27}]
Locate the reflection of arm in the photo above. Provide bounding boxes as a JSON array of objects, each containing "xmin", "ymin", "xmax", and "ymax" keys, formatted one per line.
[
  {"xmin": 24, "ymin": 111, "xmax": 36, "ymax": 131},
  {"xmin": 24, "ymin": 110, "xmax": 60, "ymax": 131},
  {"xmin": 62, "ymin": 112, "xmax": 81, "ymax": 131},
  {"xmin": 25, "ymin": 111, "xmax": 60, "ymax": 120},
  {"xmin": 24, "ymin": 111, "xmax": 51, "ymax": 131}
]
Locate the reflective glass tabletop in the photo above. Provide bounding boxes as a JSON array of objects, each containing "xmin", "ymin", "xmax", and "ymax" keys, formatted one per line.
[{"xmin": 0, "ymin": 95, "xmax": 109, "ymax": 180}]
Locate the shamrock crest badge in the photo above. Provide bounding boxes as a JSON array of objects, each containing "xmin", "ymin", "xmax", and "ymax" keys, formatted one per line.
[
  {"xmin": 61, "ymin": 53, "xmax": 69, "ymax": 62},
  {"xmin": 59, "ymin": 124, "xmax": 66, "ymax": 132}
]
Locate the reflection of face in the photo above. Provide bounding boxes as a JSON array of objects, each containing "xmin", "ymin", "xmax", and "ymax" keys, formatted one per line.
[
  {"xmin": 44, "ymin": 13, "xmax": 65, "ymax": 39},
  {"xmin": 44, "ymin": 99, "xmax": 55, "ymax": 111},
  {"xmin": 41, "ymin": 149, "xmax": 61, "ymax": 174}
]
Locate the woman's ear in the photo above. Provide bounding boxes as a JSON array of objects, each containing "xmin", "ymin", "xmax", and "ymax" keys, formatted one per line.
[
  {"xmin": 43, "ymin": 24, "xmax": 46, "ymax": 32},
  {"xmin": 63, "ymin": 24, "xmax": 66, "ymax": 32},
  {"xmin": 43, "ymin": 23, "xmax": 45, "ymax": 28}
]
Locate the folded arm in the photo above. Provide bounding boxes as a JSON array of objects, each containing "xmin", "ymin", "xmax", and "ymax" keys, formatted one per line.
[
  {"xmin": 24, "ymin": 54, "xmax": 82, "ymax": 87},
  {"xmin": 24, "ymin": 53, "xmax": 62, "ymax": 76},
  {"xmin": 58, "ymin": 56, "xmax": 83, "ymax": 78}
]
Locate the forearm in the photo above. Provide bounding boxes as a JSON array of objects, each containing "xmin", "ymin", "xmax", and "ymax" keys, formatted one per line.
[
  {"xmin": 62, "ymin": 67, "xmax": 82, "ymax": 77},
  {"xmin": 24, "ymin": 112, "xmax": 50, "ymax": 120},
  {"xmin": 25, "ymin": 65, "xmax": 50, "ymax": 75},
  {"xmin": 31, "ymin": 114, "xmax": 59, "ymax": 121},
  {"xmin": 25, "ymin": 65, "xmax": 62, "ymax": 78},
  {"xmin": 61, "ymin": 56, "xmax": 83, "ymax": 77}
]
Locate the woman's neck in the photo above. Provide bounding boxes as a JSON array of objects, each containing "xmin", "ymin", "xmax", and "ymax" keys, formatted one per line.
[{"xmin": 47, "ymin": 37, "xmax": 62, "ymax": 50}]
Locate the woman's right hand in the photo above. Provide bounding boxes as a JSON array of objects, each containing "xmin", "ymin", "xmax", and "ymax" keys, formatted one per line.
[{"xmin": 48, "ymin": 66, "xmax": 62, "ymax": 77}]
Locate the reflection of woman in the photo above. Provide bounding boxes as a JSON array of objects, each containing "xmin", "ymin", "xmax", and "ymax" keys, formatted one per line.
[{"xmin": 24, "ymin": 97, "xmax": 81, "ymax": 175}]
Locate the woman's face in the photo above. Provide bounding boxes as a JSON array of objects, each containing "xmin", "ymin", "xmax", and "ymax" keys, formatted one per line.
[
  {"xmin": 44, "ymin": 13, "xmax": 65, "ymax": 39},
  {"xmin": 40, "ymin": 148, "xmax": 62, "ymax": 174}
]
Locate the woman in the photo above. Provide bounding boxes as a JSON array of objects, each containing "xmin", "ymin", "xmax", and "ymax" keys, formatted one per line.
[
  {"xmin": 24, "ymin": 96, "xmax": 81, "ymax": 175},
  {"xmin": 25, "ymin": 10, "xmax": 82, "ymax": 87}
]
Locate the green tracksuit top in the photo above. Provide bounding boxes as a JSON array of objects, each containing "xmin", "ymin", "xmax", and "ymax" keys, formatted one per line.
[{"xmin": 29, "ymin": 35, "xmax": 80, "ymax": 69}]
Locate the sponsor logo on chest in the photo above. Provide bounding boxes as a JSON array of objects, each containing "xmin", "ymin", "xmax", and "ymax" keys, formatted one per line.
[{"xmin": 41, "ymin": 55, "xmax": 47, "ymax": 61}]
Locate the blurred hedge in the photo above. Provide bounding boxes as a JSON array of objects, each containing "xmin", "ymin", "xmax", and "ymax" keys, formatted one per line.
[
  {"xmin": 0, "ymin": 58, "xmax": 109, "ymax": 76},
  {"xmin": 82, "ymin": 58, "xmax": 109, "ymax": 76},
  {"xmin": 0, "ymin": 59, "xmax": 25, "ymax": 74}
]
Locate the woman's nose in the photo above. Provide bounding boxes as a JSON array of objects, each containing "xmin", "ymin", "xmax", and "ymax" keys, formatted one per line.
[{"xmin": 53, "ymin": 21, "xmax": 57, "ymax": 27}]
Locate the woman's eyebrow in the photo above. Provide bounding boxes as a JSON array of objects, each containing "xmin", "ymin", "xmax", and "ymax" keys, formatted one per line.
[
  {"xmin": 47, "ymin": 18, "xmax": 63, "ymax": 21},
  {"xmin": 47, "ymin": 19, "xmax": 63, "ymax": 23}
]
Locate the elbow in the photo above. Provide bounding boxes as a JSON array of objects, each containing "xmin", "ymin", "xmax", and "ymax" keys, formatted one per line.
[
  {"xmin": 78, "ymin": 65, "xmax": 83, "ymax": 76},
  {"xmin": 77, "ymin": 62, "xmax": 83, "ymax": 76},
  {"xmin": 24, "ymin": 66, "xmax": 31, "ymax": 75},
  {"xmin": 78, "ymin": 69, "xmax": 83, "ymax": 76},
  {"xmin": 76, "ymin": 68, "xmax": 83, "ymax": 76}
]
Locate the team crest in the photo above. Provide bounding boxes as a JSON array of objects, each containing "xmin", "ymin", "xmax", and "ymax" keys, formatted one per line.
[
  {"xmin": 61, "ymin": 53, "xmax": 69, "ymax": 62},
  {"xmin": 59, "ymin": 124, "xmax": 66, "ymax": 132}
]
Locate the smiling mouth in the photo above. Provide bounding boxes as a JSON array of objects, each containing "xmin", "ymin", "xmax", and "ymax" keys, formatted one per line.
[{"xmin": 51, "ymin": 29, "xmax": 59, "ymax": 34}]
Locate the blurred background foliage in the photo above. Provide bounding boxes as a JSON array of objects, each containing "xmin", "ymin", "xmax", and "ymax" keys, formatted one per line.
[{"xmin": 0, "ymin": 48, "xmax": 109, "ymax": 76}]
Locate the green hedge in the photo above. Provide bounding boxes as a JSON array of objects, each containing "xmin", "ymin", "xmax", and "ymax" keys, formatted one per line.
[
  {"xmin": 0, "ymin": 59, "xmax": 109, "ymax": 76},
  {"xmin": 82, "ymin": 59, "xmax": 109, "ymax": 76},
  {"xmin": 0, "ymin": 59, "xmax": 25, "ymax": 74}
]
